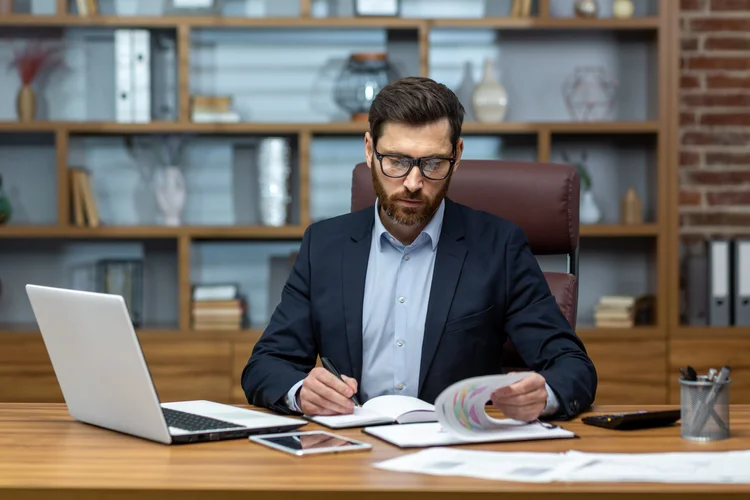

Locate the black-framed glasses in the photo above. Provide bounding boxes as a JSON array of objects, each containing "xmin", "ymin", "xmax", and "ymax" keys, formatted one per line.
[{"xmin": 374, "ymin": 147, "xmax": 456, "ymax": 181}]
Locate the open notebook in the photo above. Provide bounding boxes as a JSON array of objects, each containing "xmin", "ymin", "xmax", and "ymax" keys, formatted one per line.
[
  {"xmin": 306, "ymin": 394, "xmax": 436, "ymax": 429},
  {"xmin": 364, "ymin": 373, "xmax": 576, "ymax": 448}
]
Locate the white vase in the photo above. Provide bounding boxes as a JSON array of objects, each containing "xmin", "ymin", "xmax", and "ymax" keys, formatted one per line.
[
  {"xmin": 472, "ymin": 58, "xmax": 508, "ymax": 123},
  {"xmin": 154, "ymin": 166, "xmax": 186, "ymax": 226},
  {"xmin": 580, "ymin": 189, "xmax": 602, "ymax": 224},
  {"xmin": 258, "ymin": 138, "xmax": 290, "ymax": 227},
  {"xmin": 612, "ymin": 0, "xmax": 634, "ymax": 18}
]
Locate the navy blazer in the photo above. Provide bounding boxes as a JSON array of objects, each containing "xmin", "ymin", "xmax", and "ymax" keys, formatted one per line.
[{"xmin": 241, "ymin": 198, "xmax": 597, "ymax": 420}]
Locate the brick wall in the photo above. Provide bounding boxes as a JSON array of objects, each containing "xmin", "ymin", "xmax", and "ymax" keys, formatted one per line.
[{"xmin": 679, "ymin": 0, "xmax": 750, "ymax": 234}]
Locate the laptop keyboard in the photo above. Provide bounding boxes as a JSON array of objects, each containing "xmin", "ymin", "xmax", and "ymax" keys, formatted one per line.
[{"xmin": 162, "ymin": 407, "xmax": 244, "ymax": 432}]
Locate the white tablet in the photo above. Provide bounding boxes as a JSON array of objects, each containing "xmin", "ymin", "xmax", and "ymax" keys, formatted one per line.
[{"xmin": 249, "ymin": 430, "xmax": 373, "ymax": 456}]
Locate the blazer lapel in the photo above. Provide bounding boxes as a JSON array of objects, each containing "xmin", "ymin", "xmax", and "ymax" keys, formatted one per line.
[
  {"xmin": 419, "ymin": 199, "xmax": 467, "ymax": 394},
  {"xmin": 342, "ymin": 209, "xmax": 374, "ymax": 384}
]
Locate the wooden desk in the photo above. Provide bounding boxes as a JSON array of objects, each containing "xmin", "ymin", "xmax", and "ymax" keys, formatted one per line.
[{"xmin": 1, "ymin": 404, "xmax": 749, "ymax": 500}]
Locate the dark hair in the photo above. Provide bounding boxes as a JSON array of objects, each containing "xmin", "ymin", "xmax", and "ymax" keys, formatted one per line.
[{"xmin": 368, "ymin": 76, "xmax": 465, "ymax": 150}]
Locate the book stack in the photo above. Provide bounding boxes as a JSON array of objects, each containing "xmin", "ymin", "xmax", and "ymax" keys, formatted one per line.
[
  {"xmin": 594, "ymin": 295, "xmax": 637, "ymax": 328},
  {"xmin": 69, "ymin": 167, "xmax": 100, "ymax": 227},
  {"xmin": 191, "ymin": 283, "xmax": 247, "ymax": 331},
  {"xmin": 190, "ymin": 95, "xmax": 240, "ymax": 123}
]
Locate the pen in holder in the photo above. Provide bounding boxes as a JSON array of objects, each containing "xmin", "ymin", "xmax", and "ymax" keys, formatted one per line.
[{"xmin": 679, "ymin": 366, "xmax": 731, "ymax": 442}]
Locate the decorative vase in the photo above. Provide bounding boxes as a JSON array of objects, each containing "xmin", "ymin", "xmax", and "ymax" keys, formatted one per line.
[
  {"xmin": 472, "ymin": 58, "xmax": 508, "ymax": 123},
  {"xmin": 574, "ymin": 0, "xmax": 598, "ymax": 18},
  {"xmin": 154, "ymin": 166, "xmax": 186, "ymax": 226},
  {"xmin": 612, "ymin": 0, "xmax": 634, "ymax": 19},
  {"xmin": 621, "ymin": 187, "xmax": 643, "ymax": 224},
  {"xmin": 580, "ymin": 189, "xmax": 602, "ymax": 224},
  {"xmin": 0, "ymin": 174, "xmax": 12, "ymax": 225},
  {"xmin": 258, "ymin": 137, "xmax": 291, "ymax": 227},
  {"xmin": 333, "ymin": 53, "xmax": 399, "ymax": 122},
  {"xmin": 16, "ymin": 85, "xmax": 36, "ymax": 122}
]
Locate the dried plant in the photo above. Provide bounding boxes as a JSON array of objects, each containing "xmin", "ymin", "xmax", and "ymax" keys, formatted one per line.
[
  {"xmin": 7, "ymin": 41, "xmax": 63, "ymax": 85},
  {"xmin": 561, "ymin": 150, "xmax": 592, "ymax": 191},
  {"xmin": 125, "ymin": 135, "xmax": 191, "ymax": 180}
]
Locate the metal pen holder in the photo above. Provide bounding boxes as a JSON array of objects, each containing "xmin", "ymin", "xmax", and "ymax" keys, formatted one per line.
[{"xmin": 679, "ymin": 375, "xmax": 731, "ymax": 441}]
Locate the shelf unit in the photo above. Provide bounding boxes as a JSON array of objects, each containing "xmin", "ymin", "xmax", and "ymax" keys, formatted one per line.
[{"xmin": 0, "ymin": 0, "xmax": 697, "ymax": 406}]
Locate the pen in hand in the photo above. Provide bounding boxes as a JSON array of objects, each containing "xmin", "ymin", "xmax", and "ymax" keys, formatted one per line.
[{"xmin": 320, "ymin": 357, "xmax": 361, "ymax": 407}]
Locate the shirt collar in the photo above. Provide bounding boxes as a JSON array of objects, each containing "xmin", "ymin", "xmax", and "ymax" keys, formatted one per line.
[{"xmin": 373, "ymin": 197, "xmax": 445, "ymax": 252}]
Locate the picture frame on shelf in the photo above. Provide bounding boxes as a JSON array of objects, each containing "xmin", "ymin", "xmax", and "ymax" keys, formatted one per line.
[
  {"xmin": 354, "ymin": 0, "xmax": 399, "ymax": 17},
  {"xmin": 165, "ymin": 0, "xmax": 222, "ymax": 15}
]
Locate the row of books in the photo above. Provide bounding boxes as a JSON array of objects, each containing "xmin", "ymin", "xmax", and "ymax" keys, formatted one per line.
[
  {"xmin": 191, "ymin": 283, "xmax": 248, "ymax": 331},
  {"xmin": 594, "ymin": 295, "xmax": 654, "ymax": 328},
  {"xmin": 69, "ymin": 167, "xmax": 100, "ymax": 227}
]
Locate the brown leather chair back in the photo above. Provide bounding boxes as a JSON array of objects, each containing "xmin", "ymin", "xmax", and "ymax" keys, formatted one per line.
[{"xmin": 351, "ymin": 160, "xmax": 580, "ymax": 369}]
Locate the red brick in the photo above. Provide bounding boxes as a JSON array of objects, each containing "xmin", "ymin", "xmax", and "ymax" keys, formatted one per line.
[
  {"xmin": 706, "ymin": 191, "xmax": 750, "ymax": 205},
  {"xmin": 681, "ymin": 151, "xmax": 702, "ymax": 167},
  {"xmin": 680, "ymin": 190, "xmax": 704, "ymax": 205},
  {"xmin": 689, "ymin": 18, "xmax": 750, "ymax": 32},
  {"xmin": 682, "ymin": 0, "xmax": 707, "ymax": 10},
  {"xmin": 686, "ymin": 56, "xmax": 750, "ymax": 70},
  {"xmin": 707, "ymin": 75, "xmax": 750, "ymax": 89},
  {"xmin": 681, "ymin": 75, "xmax": 702, "ymax": 89},
  {"xmin": 682, "ymin": 131, "xmax": 750, "ymax": 146},
  {"xmin": 710, "ymin": 0, "xmax": 750, "ymax": 10},
  {"xmin": 689, "ymin": 170, "xmax": 750, "ymax": 185},
  {"xmin": 681, "ymin": 112, "xmax": 698, "ymax": 126},
  {"xmin": 700, "ymin": 112, "xmax": 750, "ymax": 126},
  {"xmin": 706, "ymin": 152, "xmax": 750, "ymax": 165},
  {"xmin": 682, "ymin": 37, "xmax": 700, "ymax": 51},
  {"xmin": 682, "ymin": 93, "xmax": 750, "ymax": 107},
  {"xmin": 704, "ymin": 36, "xmax": 750, "ymax": 51},
  {"xmin": 683, "ymin": 212, "xmax": 750, "ymax": 226}
]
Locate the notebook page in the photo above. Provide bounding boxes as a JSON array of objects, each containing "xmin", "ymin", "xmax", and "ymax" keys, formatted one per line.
[
  {"xmin": 308, "ymin": 406, "xmax": 392, "ymax": 429},
  {"xmin": 362, "ymin": 395, "xmax": 436, "ymax": 422}
]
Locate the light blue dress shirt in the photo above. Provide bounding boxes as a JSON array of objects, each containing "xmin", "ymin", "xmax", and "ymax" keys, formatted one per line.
[{"xmin": 284, "ymin": 199, "xmax": 560, "ymax": 416}]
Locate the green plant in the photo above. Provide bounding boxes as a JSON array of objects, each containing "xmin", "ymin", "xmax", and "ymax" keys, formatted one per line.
[{"xmin": 561, "ymin": 150, "xmax": 592, "ymax": 191}]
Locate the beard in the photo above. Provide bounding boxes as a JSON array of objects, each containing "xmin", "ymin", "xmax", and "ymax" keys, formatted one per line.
[{"xmin": 371, "ymin": 161, "xmax": 451, "ymax": 227}]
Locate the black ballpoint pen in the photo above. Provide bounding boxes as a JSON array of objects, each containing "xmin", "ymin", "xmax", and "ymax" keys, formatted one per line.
[{"xmin": 320, "ymin": 357, "xmax": 361, "ymax": 407}]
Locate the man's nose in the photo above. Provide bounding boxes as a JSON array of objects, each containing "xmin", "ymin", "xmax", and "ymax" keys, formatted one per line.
[{"xmin": 403, "ymin": 164, "xmax": 424, "ymax": 192}]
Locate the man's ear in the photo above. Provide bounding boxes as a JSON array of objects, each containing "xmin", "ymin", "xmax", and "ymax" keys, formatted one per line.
[
  {"xmin": 364, "ymin": 132, "xmax": 373, "ymax": 169},
  {"xmin": 453, "ymin": 137, "xmax": 465, "ymax": 172}
]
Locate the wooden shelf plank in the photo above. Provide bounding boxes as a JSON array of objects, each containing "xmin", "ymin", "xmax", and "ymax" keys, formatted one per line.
[
  {"xmin": 672, "ymin": 326, "xmax": 750, "ymax": 339},
  {"xmin": 0, "ymin": 14, "xmax": 659, "ymax": 30},
  {"xmin": 576, "ymin": 326, "xmax": 663, "ymax": 341},
  {"xmin": 0, "ymin": 120, "xmax": 661, "ymax": 135},
  {"xmin": 0, "ymin": 225, "xmax": 306, "ymax": 239},
  {"xmin": 0, "ymin": 14, "xmax": 426, "ymax": 29},
  {"xmin": 580, "ymin": 224, "xmax": 660, "ymax": 237},
  {"xmin": 432, "ymin": 16, "xmax": 660, "ymax": 29}
]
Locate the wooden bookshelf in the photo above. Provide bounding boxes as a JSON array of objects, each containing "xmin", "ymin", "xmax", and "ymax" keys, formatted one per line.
[{"xmin": 0, "ymin": 0, "xmax": 696, "ymax": 407}]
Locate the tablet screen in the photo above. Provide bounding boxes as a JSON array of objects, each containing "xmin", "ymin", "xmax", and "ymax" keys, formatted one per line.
[{"xmin": 258, "ymin": 431, "xmax": 363, "ymax": 451}]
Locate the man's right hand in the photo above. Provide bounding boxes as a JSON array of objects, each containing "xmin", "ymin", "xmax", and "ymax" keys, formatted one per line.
[{"xmin": 297, "ymin": 367, "xmax": 358, "ymax": 416}]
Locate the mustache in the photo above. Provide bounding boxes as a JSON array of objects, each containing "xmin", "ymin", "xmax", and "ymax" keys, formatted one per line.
[{"xmin": 391, "ymin": 191, "xmax": 423, "ymax": 201}]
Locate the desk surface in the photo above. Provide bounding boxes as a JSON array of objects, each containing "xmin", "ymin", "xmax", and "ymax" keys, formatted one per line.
[{"xmin": 1, "ymin": 404, "xmax": 749, "ymax": 500}]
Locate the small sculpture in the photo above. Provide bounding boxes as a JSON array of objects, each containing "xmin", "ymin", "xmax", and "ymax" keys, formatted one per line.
[
  {"xmin": 574, "ymin": 0, "xmax": 598, "ymax": 18},
  {"xmin": 155, "ymin": 166, "xmax": 186, "ymax": 226}
]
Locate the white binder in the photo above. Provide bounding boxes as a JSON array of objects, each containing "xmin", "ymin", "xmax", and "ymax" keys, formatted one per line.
[
  {"xmin": 114, "ymin": 29, "xmax": 151, "ymax": 123},
  {"xmin": 708, "ymin": 239, "xmax": 731, "ymax": 326},
  {"xmin": 734, "ymin": 239, "xmax": 750, "ymax": 326}
]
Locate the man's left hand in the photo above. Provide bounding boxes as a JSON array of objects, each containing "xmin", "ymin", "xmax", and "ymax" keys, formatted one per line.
[{"xmin": 490, "ymin": 372, "xmax": 548, "ymax": 422}]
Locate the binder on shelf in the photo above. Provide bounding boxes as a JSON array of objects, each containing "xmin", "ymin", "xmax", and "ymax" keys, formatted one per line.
[
  {"xmin": 734, "ymin": 239, "xmax": 750, "ymax": 326},
  {"xmin": 708, "ymin": 238, "xmax": 732, "ymax": 326},
  {"xmin": 115, "ymin": 29, "xmax": 152, "ymax": 123}
]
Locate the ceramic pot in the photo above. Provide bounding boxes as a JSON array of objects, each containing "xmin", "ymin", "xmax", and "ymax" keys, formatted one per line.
[
  {"xmin": 258, "ymin": 137, "xmax": 290, "ymax": 227},
  {"xmin": 154, "ymin": 166, "xmax": 186, "ymax": 226},
  {"xmin": 613, "ymin": 0, "xmax": 634, "ymax": 18},
  {"xmin": 472, "ymin": 58, "xmax": 508, "ymax": 123},
  {"xmin": 574, "ymin": 0, "xmax": 598, "ymax": 17},
  {"xmin": 580, "ymin": 189, "xmax": 602, "ymax": 224},
  {"xmin": 16, "ymin": 85, "xmax": 35, "ymax": 122}
]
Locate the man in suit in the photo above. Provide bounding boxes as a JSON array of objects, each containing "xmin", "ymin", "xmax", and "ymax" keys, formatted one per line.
[{"xmin": 242, "ymin": 76, "xmax": 597, "ymax": 422}]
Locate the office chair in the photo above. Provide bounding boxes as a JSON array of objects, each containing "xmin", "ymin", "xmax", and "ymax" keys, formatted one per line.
[{"xmin": 350, "ymin": 159, "xmax": 580, "ymax": 370}]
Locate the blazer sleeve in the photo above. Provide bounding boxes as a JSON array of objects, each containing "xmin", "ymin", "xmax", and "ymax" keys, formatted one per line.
[
  {"xmin": 502, "ymin": 225, "xmax": 598, "ymax": 420},
  {"xmin": 240, "ymin": 226, "xmax": 318, "ymax": 414}
]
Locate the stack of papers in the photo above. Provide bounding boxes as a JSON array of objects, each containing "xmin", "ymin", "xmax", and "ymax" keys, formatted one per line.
[{"xmin": 373, "ymin": 448, "xmax": 750, "ymax": 484}]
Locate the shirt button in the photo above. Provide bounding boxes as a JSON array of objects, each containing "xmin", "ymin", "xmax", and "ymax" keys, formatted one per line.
[
  {"xmin": 397, "ymin": 339, "xmax": 404, "ymax": 347},
  {"xmin": 397, "ymin": 383, "xmax": 404, "ymax": 390},
  {"xmin": 398, "ymin": 296, "xmax": 405, "ymax": 303},
  {"xmin": 404, "ymin": 254, "xmax": 410, "ymax": 261}
]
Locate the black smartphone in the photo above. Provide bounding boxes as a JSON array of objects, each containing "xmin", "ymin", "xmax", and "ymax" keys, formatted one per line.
[{"xmin": 582, "ymin": 410, "xmax": 681, "ymax": 430}]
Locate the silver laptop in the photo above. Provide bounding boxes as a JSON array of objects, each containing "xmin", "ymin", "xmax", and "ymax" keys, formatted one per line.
[{"xmin": 26, "ymin": 284, "xmax": 306, "ymax": 444}]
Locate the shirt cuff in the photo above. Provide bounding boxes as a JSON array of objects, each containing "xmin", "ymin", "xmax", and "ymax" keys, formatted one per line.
[
  {"xmin": 284, "ymin": 379, "xmax": 305, "ymax": 413},
  {"xmin": 540, "ymin": 382, "xmax": 560, "ymax": 418}
]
